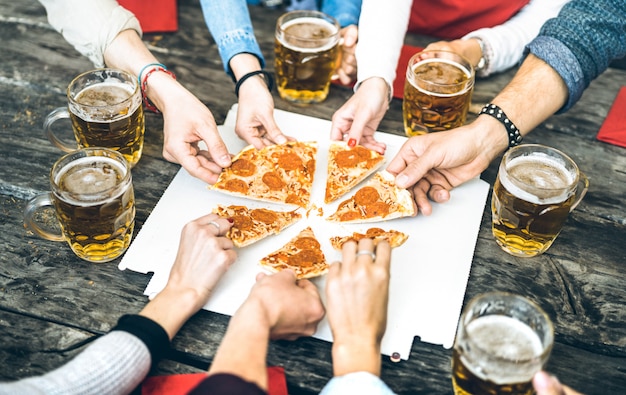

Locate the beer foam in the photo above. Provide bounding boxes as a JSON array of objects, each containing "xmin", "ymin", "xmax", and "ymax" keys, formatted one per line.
[
  {"xmin": 499, "ymin": 154, "xmax": 575, "ymax": 204},
  {"xmin": 465, "ymin": 315, "xmax": 544, "ymax": 384},
  {"xmin": 73, "ymin": 82, "xmax": 139, "ymax": 122},
  {"xmin": 278, "ymin": 17, "xmax": 338, "ymax": 52},
  {"xmin": 408, "ymin": 58, "xmax": 472, "ymax": 97},
  {"xmin": 56, "ymin": 156, "xmax": 127, "ymax": 203}
]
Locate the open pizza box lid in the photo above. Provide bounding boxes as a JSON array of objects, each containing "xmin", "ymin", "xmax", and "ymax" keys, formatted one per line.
[{"xmin": 119, "ymin": 105, "xmax": 489, "ymax": 360}]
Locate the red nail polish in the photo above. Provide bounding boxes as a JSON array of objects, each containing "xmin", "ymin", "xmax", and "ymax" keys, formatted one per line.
[
  {"xmin": 348, "ymin": 138, "xmax": 356, "ymax": 147},
  {"xmin": 227, "ymin": 217, "xmax": 235, "ymax": 223}
]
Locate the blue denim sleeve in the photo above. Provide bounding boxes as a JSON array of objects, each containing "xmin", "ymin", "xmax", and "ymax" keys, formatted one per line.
[
  {"xmin": 321, "ymin": 0, "xmax": 362, "ymax": 27},
  {"xmin": 199, "ymin": 0, "xmax": 265, "ymax": 78},
  {"xmin": 526, "ymin": 0, "xmax": 626, "ymax": 112}
]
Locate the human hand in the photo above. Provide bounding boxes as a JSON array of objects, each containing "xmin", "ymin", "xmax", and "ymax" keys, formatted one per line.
[
  {"xmin": 325, "ymin": 238, "xmax": 392, "ymax": 376},
  {"xmin": 533, "ymin": 371, "xmax": 584, "ymax": 395},
  {"xmin": 157, "ymin": 76, "xmax": 233, "ymax": 185},
  {"xmin": 235, "ymin": 75, "xmax": 293, "ymax": 148},
  {"xmin": 329, "ymin": 77, "xmax": 389, "ymax": 154},
  {"xmin": 333, "ymin": 25, "xmax": 358, "ymax": 86},
  {"xmin": 386, "ymin": 117, "xmax": 503, "ymax": 215},
  {"xmin": 246, "ymin": 270, "xmax": 325, "ymax": 340},
  {"xmin": 424, "ymin": 38, "xmax": 482, "ymax": 71}
]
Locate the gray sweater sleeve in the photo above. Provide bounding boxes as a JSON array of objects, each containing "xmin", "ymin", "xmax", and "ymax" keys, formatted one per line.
[
  {"xmin": 0, "ymin": 331, "xmax": 151, "ymax": 395},
  {"xmin": 526, "ymin": 0, "xmax": 626, "ymax": 112}
]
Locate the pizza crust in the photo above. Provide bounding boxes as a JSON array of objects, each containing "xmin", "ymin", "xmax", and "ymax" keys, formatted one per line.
[{"xmin": 330, "ymin": 227, "xmax": 409, "ymax": 250}]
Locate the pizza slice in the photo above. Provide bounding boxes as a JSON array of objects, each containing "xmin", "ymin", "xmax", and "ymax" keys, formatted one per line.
[
  {"xmin": 324, "ymin": 141, "xmax": 385, "ymax": 204},
  {"xmin": 329, "ymin": 227, "xmax": 409, "ymax": 250},
  {"xmin": 211, "ymin": 141, "xmax": 317, "ymax": 208},
  {"xmin": 213, "ymin": 205, "xmax": 302, "ymax": 248},
  {"xmin": 326, "ymin": 170, "xmax": 416, "ymax": 223},
  {"xmin": 259, "ymin": 226, "xmax": 329, "ymax": 279}
]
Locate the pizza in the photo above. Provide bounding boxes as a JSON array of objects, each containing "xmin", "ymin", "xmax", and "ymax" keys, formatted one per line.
[
  {"xmin": 324, "ymin": 141, "xmax": 385, "ymax": 204},
  {"xmin": 213, "ymin": 205, "xmax": 301, "ymax": 248},
  {"xmin": 326, "ymin": 170, "xmax": 416, "ymax": 223},
  {"xmin": 211, "ymin": 141, "xmax": 317, "ymax": 208},
  {"xmin": 329, "ymin": 227, "xmax": 409, "ymax": 250},
  {"xmin": 259, "ymin": 226, "xmax": 329, "ymax": 279}
]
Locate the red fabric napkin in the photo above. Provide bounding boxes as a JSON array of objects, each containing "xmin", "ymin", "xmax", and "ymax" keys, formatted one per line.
[
  {"xmin": 392, "ymin": 44, "xmax": 423, "ymax": 100},
  {"xmin": 141, "ymin": 367, "xmax": 288, "ymax": 395},
  {"xmin": 596, "ymin": 86, "xmax": 626, "ymax": 148},
  {"xmin": 119, "ymin": 0, "xmax": 178, "ymax": 33}
]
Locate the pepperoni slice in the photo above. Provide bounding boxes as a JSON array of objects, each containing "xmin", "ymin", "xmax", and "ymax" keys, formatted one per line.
[
  {"xmin": 354, "ymin": 186, "xmax": 380, "ymax": 206},
  {"xmin": 365, "ymin": 228, "xmax": 385, "ymax": 237},
  {"xmin": 340, "ymin": 211, "xmax": 362, "ymax": 221},
  {"xmin": 277, "ymin": 152, "xmax": 303, "ymax": 171},
  {"xmin": 289, "ymin": 249, "xmax": 323, "ymax": 267},
  {"xmin": 231, "ymin": 159, "xmax": 256, "ymax": 177},
  {"xmin": 335, "ymin": 149, "xmax": 360, "ymax": 168},
  {"xmin": 223, "ymin": 178, "xmax": 248, "ymax": 193},
  {"xmin": 294, "ymin": 236, "xmax": 320, "ymax": 250},
  {"xmin": 262, "ymin": 171, "xmax": 285, "ymax": 190},
  {"xmin": 286, "ymin": 193, "xmax": 303, "ymax": 206},
  {"xmin": 364, "ymin": 202, "xmax": 390, "ymax": 218},
  {"xmin": 233, "ymin": 214, "xmax": 253, "ymax": 230},
  {"xmin": 251, "ymin": 208, "xmax": 278, "ymax": 224}
]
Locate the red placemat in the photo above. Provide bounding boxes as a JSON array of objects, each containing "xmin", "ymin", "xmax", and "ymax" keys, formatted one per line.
[
  {"xmin": 119, "ymin": 0, "xmax": 178, "ymax": 33},
  {"xmin": 141, "ymin": 366, "xmax": 288, "ymax": 395},
  {"xmin": 597, "ymin": 86, "xmax": 626, "ymax": 148}
]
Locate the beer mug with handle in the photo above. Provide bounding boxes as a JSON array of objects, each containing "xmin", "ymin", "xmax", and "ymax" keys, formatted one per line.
[
  {"xmin": 43, "ymin": 68, "xmax": 145, "ymax": 167},
  {"xmin": 452, "ymin": 292, "xmax": 554, "ymax": 395},
  {"xmin": 24, "ymin": 148, "xmax": 135, "ymax": 263},
  {"xmin": 491, "ymin": 144, "xmax": 589, "ymax": 257}
]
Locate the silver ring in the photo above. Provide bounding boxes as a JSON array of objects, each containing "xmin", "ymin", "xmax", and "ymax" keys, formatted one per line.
[
  {"xmin": 207, "ymin": 220, "xmax": 221, "ymax": 233},
  {"xmin": 355, "ymin": 250, "xmax": 376, "ymax": 260}
]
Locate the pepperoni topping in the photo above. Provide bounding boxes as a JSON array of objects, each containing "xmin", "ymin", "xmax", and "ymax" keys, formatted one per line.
[
  {"xmin": 277, "ymin": 152, "xmax": 303, "ymax": 171},
  {"xmin": 354, "ymin": 186, "xmax": 380, "ymax": 206},
  {"xmin": 335, "ymin": 146, "xmax": 370, "ymax": 168},
  {"xmin": 365, "ymin": 228, "xmax": 385, "ymax": 237},
  {"xmin": 289, "ymin": 249, "xmax": 323, "ymax": 267},
  {"xmin": 223, "ymin": 178, "xmax": 248, "ymax": 193},
  {"xmin": 262, "ymin": 171, "xmax": 285, "ymax": 190},
  {"xmin": 294, "ymin": 236, "xmax": 320, "ymax": 250},
  {"xmin": 233, "ymin": 214, "xmax": 253, "ymax": 230},
  {"xmin": 305, "ymin": 158, "xmax": 316, "ymax": 175},
  {"xmin": 286, "ymin": 193, "xmax": 303, "ymax": 206},
  {"xmin": 340, "ymin": 211, "xmax": 361, "ymax": 221},
  {"xmin": 251, "ymin": 208, "xmax": 278, "ymax": 224},
  {"xmin": 231, "ymin": 159, "xmax": 256, "ymax": 177},
  {"xmin": 364, "ymin": 202, "xmax": 390, "ymax": 218}
]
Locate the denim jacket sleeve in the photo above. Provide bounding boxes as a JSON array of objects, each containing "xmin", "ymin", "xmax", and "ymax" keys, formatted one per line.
[
  {"xmin": 199, "ymin": 0, "xmax": 265, "ymax": 78},
  {"xmin": 321, "ymin": 0, "xmax": 362, "ymax": 27}
]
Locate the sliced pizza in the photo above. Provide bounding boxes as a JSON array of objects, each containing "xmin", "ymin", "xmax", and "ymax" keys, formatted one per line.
[
  {"xmin": 324, "ymin": 141, "xmax": 385, "ymax": 204},
  {"xmin": 211, "ymin": 141, "xmax": 317, "ymax": 208},
  {"xmin": 259, "ymin": 226, "xmax": 329, "ymax": 279},
  {"xmin": 326, "ymin": 170, "xmax": 416, "ymax": 223},
  {"xmin": 213, "ymin": 205, "xmax": 301, "ymax": 248},
  {"xmin": 329, "ymin": 227, "xmax": 409, "ymax": 250}
]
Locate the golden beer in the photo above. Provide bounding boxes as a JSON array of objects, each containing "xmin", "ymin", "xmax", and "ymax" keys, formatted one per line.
[
  {"xmin": 45, "ymin": 69, "xmax": 145, "ymax": 167},
  {"xmin": 491, "ymin": 145, "xmax": 588, "ymax": 257},
  {"xmin": 24, "ymin": 148, "xmax": 135, "ymax": 263},
  {"xmin": 274, "ymin": 11, "xmax": 340, "ymax": 104},
  {"xmin": 452, "ymin": 293, "xmax": 553, "ymax": 395},
  {"xmin": 403, "ymin": 51, "xmax": 474, "ymax": 136}
]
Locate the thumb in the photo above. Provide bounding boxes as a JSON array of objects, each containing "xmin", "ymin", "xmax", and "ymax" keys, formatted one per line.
[{"xmin": 533, "ymin": 371, "xmax": 564, "ymax": 395}]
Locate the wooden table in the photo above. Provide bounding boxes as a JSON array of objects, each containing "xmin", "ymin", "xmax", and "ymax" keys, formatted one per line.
[{"xmin": 1, "ymin": 1, "xmax": 625, "ymax": 393}]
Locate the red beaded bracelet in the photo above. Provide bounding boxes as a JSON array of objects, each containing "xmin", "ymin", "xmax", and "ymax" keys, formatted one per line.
[{"xmin": 141, "ymin": 66, "xmax": 176, "ymax": 113}]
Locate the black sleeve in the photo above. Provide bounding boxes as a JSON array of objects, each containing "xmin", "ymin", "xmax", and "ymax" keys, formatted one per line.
[
  {"xmin": 111, "ymin": 314, "xmax": 170, "ymax": 368},
  {"xmin": 188, "ymin": 373, "xmax": 267, "ymax": 395}
]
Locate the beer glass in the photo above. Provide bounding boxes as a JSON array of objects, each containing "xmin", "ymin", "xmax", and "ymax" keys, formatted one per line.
[
  {"xmin": 43, "ymin": 69, "xmax": 145, "ymax": 167},
  {"xmin": 24, "ymin": 148, "xmax": 135, "ymax": 263},
  {"xmin": 274, "ymin": 10, "xmax": 340, "ymax": 104},
  {"xmin": 492, "ymin": 144, "xmax": 589, "ymax": 257},
  {"xmin": 403, "ymin": 50, "xmax": 475, "ymax": 136},
  {"xmin": 452, "ymin": 292, "xmax": 554, "ymax": 395}
]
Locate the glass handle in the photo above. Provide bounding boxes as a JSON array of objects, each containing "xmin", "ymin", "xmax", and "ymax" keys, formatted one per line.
[
  {"xmin": 23, "ymin": 193, "xmax": 65, "ymax": 242},
  {"xmin": 570, "ymin": 171, "xmax": 589, "ymax": 212},
  {"xmin": 43, "ymin": 107, "xmax": 75, "ymax": 152}
]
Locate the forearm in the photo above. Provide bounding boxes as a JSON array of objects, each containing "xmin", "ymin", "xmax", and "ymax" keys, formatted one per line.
[
  {"xmin": 331, "ymin": 339, "xmax": 381, "ymax": 377},
  {"xmin": 138, "ymin": 287, "xmax": 201, "ymax": 340},
  {"xmin": 209, "ymin": 302, "xmax": 271, "ymax": 390}
]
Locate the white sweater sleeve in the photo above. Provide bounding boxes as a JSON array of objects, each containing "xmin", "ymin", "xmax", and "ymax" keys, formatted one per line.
[
  {"xmin": 463, "ymin": 0, "xmax": 571, "ymax": 76},
  {"xmin": 354, "ymin": 0, "xmax": 412, "ymax": 96},
  {"xmin": 0, "ymin": 331, "xmax": 151, "ymax": 395},
  {"xmin": 38, "ymin": 0, "xmax": 142, "ymax": 68}
]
